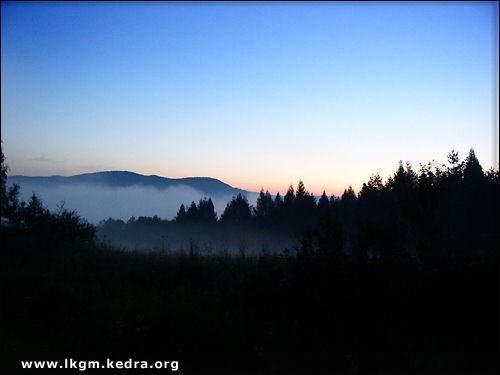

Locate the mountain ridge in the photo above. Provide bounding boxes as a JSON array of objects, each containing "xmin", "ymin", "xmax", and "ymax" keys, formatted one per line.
[{"xmin": 8, "ymin": 170, "xmax": 250, "ymax": 197}]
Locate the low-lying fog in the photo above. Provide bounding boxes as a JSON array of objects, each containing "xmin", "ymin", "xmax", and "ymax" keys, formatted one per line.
[{"xmin": 9, "ymin": 181, "xmax": 258, "ymax": 223}]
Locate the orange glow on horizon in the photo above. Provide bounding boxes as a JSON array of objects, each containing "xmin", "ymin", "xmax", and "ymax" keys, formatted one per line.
[{"xmin": 226, "ymin": 180, "xmax": 357, "ymax": 198}]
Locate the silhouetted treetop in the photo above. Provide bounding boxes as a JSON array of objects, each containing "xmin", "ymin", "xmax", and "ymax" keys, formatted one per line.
[
  {"xmin": 175, "ymin": 204, "xmax": 187, "ymax": 223},
  {"xmin": 284, "ymin": 184, "xmax": 295, "ymax": 205},
  {"xmin": 181, "ymin": 198, "xmax": 217, "ymax": 224},
  {"xmin": 274, "ymin": 192, "xmax": 283, "ymax": 207},
  {"xmin": 463, "ymin": 148, "xmax": 484, "ymax": 181},
  {"xmin": 255, "ymin": 189, "xmax": 274, "ymax": 218},
  {"xmin": 0, "ymin": 141, "xmax": 7, "ymax": 214},
  {"xmin": 447, "ymin": 149, "xmax": 460, "ymax": 170},
  {"xmin": 220, "ymin": 193, "xmax": 252, "ymax": 224},
  {"xmin": 341, "ymin": 186, "xmax": 357, "ymax": 203}
]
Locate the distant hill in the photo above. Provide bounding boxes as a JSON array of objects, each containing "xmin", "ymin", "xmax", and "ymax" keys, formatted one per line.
[
  {"xmin": 8, "ymin": 171, "xmax": 248, "ymax": 197},
  {"xmin": 7, "ymin": 171, "xmax": 254, "ymax": 222}
]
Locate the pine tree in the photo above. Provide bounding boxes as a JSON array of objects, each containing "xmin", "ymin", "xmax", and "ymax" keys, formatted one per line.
[
  {"xmin": 317, "ymin": 190, "xmax": 330, "ymax": 219},
  {"xmin": 274, "ymin": 192, "xmax": 283, "ymax": 207},
  {"xmin": 463, "ymin": 148, "xmax": 484, "ymax": 181},
  {"xmin": 186, "ymin": 201, "xmax": 198, "ymax": 223},
  {"xmin": 296, "ymin": 180, "xmax": 307, "ymax": 200},
  {"xmin": 220, "ymin": 194, "xmax": 252, "ymax": 224},
  {"xmin": 175, "ymin": 204, "xmax": 187, "ymax": 223},
  {"xmin": 255, "ymin": 189, "xmax": 274, "ymax": 219},
  {"xmin": 0, "ymin": 141, "xmax": 7, "ymax": 211},
  {"xmin": 197, "ymin": 198, "xmax": 217, "ymax": 223},
  {"xmin": 284, "ymin": 184, "xmax": 295, "ymax": 206}
]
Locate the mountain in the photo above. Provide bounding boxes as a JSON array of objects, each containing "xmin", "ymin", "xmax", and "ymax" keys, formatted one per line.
[
  {"xmin": 7, "ymin": 171, "xmax": 254, "ymax": 222},
  {"xmin": 8, "ymin": 171, "xmax": 248, "ymax": 197}
]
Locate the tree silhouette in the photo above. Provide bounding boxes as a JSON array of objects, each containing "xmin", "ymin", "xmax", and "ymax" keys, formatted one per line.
[
  {"xmin": 274, "ymin": 192, "xmax": 283, "ymax": 207},
  {"xmin": 462, "ymin": 148, "xmax": 484, "ymax": 181},
  {"xmin": 317, "ymin": 190, "xmax": 330, "ymax": 220},
  {"xmin": 175, "ymin": 204, "xmax": 187, "ymax": 223},
  {"xmin": 0, "ymin": 141, "xmax": 7, "ymax": 213},
  {"xmin": 284, "ymin": 184, "xmax": 295, "ymax": 206},
  {"xmin": 255, "ymin": 189, "xmax": 274, "ymax": 220},
  {"xmin": 447, "ymin": 149, "xmax": 460, "ymax": 171},
  {"xmin": 197, "ymin": 197, "xmax": 217, "ymax": 224},
  {"xmin": 220, "ymin": 193, "xmax": 252, "ymax": 225},
  {"xmin": 186, "ymin": 201, "xmax": 198, "ymax": 223},
  {"xmin": 294, "ymin": 180, "xmax": 317, "ymax": 231},
  {"xmin": 0, "ymin": 141, "xmax": 23, "ymax": 225},
  {"xmin": 182, "ymin": 198, "xmax": 217, "ymax": 224},
  {"xmin": 340, "ymin": 185, "xmax": 358, "ymax": 228}
]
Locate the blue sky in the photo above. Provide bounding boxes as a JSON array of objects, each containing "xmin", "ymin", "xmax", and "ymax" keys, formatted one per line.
[{"xmin": 2, "ymin": 1, "xmax": 498, "ymax": 195}]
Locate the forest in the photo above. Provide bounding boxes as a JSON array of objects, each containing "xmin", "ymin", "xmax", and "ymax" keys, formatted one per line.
[
  {"xmin": 98, "ymin": 148, "xmax": 498, "ymax": 268},
  {"xmin": 1, "ymin": 145, "xmax": 498, "ymax": 371}
]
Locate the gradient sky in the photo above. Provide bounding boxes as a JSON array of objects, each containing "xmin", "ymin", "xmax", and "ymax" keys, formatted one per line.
[{"xmin": 2, "ymin": 1, "xmax": 498, "ymax": 195}]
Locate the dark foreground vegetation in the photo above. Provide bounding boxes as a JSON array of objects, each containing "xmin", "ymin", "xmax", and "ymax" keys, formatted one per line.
[
  {"xmin": 1, "ymin": 234, "xmax": 497, "ymax": 352},
  {"xmin": 1, "ymin": 145, "xmax": 498, "ymax": 369}
]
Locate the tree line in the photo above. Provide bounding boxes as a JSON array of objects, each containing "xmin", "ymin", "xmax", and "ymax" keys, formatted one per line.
[
  {"xmin": 2, "ymin": 143, "xmax": 498, "ymax": 267},
  {"xmin": 95, "ymin": 148, "xmax": 499, "ymax": 268},
  {"xmin": 2, "ymin": 143, "xmax": 498, "ymax": 354},
  {"xmin": 1, "ymin": 142, "xmax": 95, "ymax": 244}
]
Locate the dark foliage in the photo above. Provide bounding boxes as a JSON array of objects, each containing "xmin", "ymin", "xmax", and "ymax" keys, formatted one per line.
[
  {"xmin": 1, "ymin": 147, "xmax": 498, "ymax": 363},
  {"xmin": 175, "ymin": 197, "xmax": 217, "ymax": 225},
  {"xmin": 220, "ymin": 193, "xmax": 252, "ymax": 225},
  {"xmin": 1, "ymin": 188, "xmax": 95, "ymax": 245},
  {"xmin": 1, "ymin": 230, "xmax": 497, "ymax": 353}
]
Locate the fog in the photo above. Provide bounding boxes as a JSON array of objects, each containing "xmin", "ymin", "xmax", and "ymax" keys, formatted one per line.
[
  {"xmin": 10, "ymin": 182, "xmax": 258, "ymax": 223},
  {"xmin": 98, "ymin": 220, "xmax": 297, "ymax": 255}
]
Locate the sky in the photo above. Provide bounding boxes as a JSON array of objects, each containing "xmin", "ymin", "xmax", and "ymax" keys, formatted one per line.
[{"xmin": 1, "ymin": 1, "xmax": 498, "ymax": 196}]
